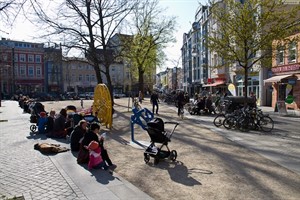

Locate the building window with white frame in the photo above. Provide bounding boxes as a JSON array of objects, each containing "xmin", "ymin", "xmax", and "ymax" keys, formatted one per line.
[
  {"xmin": 20, "ymin": 65, "xmax": 26, "ymax": 76},
  {"xmin": 36, "ymin": 66, "xmax": 41, "ymax": 77},
  {"xmin": 35, "ymin": 55, "xmax": 41, "ymax": 63},
  {"xmin": 78, "ymin": 74, "xmax": 83, "ymax": 81},
  {"xmin": 91, "ymin": 74, "xmax": 95, "ymax": 81},
  {"xmin": 28, "ymin": 54, "xmax": 34, "ymax": 63},
  {"xmin": 277, "ymin": 46, "xmax": 284, "ymax": 65},
  {"xmin": 86, "ymin": 74, "xmax": 90, "ymax": 82},
  {"xmin": 288, "ymin": 42, "xmax": 296, "ymax": 63},
  {"xmin": 20, "ymin": 54, "xmax": 26, "ymax": 62},
  {"xmin": 28, "ymin": 66, "xmax": 34, "ymax": 77}
]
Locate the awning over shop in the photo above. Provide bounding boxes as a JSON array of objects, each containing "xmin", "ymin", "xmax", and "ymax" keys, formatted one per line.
[
  {"xmin": 263, "ymin": 74, "xmax": 292, "ymax": 83},
  {"xmin": 203, "ymin": 81, "xmax": 225, "ymax": 87}
]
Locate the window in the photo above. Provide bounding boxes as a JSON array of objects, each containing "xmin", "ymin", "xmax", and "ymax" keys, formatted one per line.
[
  {"xmin": 28, "ymin": 54, "xmax": 34, "ymax": 63},
  {"xmin": 78, "ymin": 74, "xmax": 83, "ymax": 81},
  {"xmin": 91, "ymin": 75, "xmax": 95, "ymax": 81},
  {"xmin": 1, "ymin": 53, "xmax": 8, "ymax": 61},
  {"xmin": 35, "ymin": 55, "xmax": 41, "ymax": 63},
  {"xmin": 28, "ymin": 66, "xmax": 34, "ymax": 77},
  {"xmin": 71, "ymin": 65, "xmax": 76, "ymax": 70},
  {"xmin": 20, "ymin": 54, "xmax": 26, "ymax": 62},
  {"xmin": 86, "ymin": 74, "xmax": 90, "ymax": 82},
  {"xmin": 277, "ymin": 46, "xmax": 284, "ymax": 65},
  {"xmin": 288, "ymin": 42, "xmax": 297, "ymax": 63},
  {"xmin": 78, "ymin": 65, "xmax": 83, "ymax": 70},
  {"xmin": 20, "ymin": 66, "xmax": 26, "ymax": 76},
  {"xmin": 36, "ymin": 66, "xmax": 41, "ymax": 77}
]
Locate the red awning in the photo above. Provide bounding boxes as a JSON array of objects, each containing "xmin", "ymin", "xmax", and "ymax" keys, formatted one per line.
[{"xmin": 203, "ymin": 81, "xmax": 225, "ymax": 87}]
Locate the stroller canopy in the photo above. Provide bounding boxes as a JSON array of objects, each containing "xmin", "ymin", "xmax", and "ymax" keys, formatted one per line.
[{"xmin": 147, "ymin": 118, "xmax": 167, "ymax": 144}]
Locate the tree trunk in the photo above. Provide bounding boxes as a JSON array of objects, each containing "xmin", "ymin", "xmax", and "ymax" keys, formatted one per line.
[{"xmin": 138, "ymin": 67, "xmax": 144, "ymax": 96}]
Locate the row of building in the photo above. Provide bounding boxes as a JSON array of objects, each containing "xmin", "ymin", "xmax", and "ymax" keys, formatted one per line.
[
  {"xmin": 156, "ymin": 1, "xmax": 300, "ymax": 113},
  {"xmin": 0, "ymin": 35, "xmax": 153, "ymax": 98}
]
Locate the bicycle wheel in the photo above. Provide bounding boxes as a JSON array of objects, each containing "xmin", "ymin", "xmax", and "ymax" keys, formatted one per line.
[
  {"xmin": 237, "ymin": 117, "xmax": 250, "ymax": 132},
  {"xmin": 213, "ymin": 114, "xmax": 226, "ymax": 127},
  {"xmin": 223, "ymin": 116, "xmax": 235, "ymax": 129},
  {"xmin": 259, "ymin": 116, "xmax": 274, "ymax": 132}
]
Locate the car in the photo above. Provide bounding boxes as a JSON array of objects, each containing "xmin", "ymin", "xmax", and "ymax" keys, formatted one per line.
[
  {"xmin": 65, "ymin": 92, "xmax": 79, "ymax": 100},
  {"xmin": 79, "ymin": 93, "xmax": 88, "ymax": 99},
  {"xmin": 114, "ymin": 93, "xmax": 126, "ymax": 98},
  {"xmin": 86, "ymin": 92, "xmax": 94, "ymax": 100}
]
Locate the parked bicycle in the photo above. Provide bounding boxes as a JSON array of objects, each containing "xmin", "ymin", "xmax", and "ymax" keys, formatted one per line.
[{"xmin": 223, "ymin": 107, "xmax": 274, "ymax": 132}]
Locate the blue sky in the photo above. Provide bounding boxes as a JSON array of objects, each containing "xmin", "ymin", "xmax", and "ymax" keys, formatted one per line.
[{"xmin": 158, "ymin": 0, "xmax": 207, "ymax": 70}]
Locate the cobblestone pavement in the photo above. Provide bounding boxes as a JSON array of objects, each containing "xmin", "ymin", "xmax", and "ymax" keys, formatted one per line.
[
  {"xmin": 0, "ymin": 100, "xmax": 152, "ymax": 200},
  {"xmin": 0, "ymin": 101, "xmax": 87, "ymax": 200}
]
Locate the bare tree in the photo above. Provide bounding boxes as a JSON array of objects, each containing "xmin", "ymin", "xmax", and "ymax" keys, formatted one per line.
[
  {"xmin": 0, "ymin": 0, "xmax": 27, "ymax": 34},
  {"xmin": 29, "ymin": 0, "xmax": 137, "ymax": 99}
]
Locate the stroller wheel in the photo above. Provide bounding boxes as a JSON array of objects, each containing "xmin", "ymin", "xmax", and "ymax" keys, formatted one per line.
[
  {"xmin": 154, "ymin": 157, "xmax": 160, "ymax": 165},
  {"xmin": 170, "ymin": 150, "xmax": 177, "ymax": 161},
  {"xmin": 144, "ymin": 153, "xmax": 150, "ymax": 164},
  {"xmin": 30, "ymin": 125, "xmax": 37, "ymax": 132}
]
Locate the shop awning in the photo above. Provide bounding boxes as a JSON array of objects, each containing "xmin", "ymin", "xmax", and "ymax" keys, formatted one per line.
[
  {"xmin": 203, "ymin": 81, "xmax": 225, "ymax": 87},
  {"xmin": 264, "ymin": 74, "xmax": 292, "ymax": 83}
]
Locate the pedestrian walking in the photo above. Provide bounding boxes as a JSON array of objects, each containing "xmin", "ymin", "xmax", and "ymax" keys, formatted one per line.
[
  {"xmin": 150, "ymin": 92, "xmax": 159, "ymax": 115},
  {"xmin": 81, "ymin": 98, "xmax": 84, "ymax": 108},
  {"xmin": 138, "ymin": 91, "xmax": 143, "ymax": 104}
]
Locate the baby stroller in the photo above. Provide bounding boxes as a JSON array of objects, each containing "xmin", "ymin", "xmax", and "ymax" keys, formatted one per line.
[{"xmin": 144, "ymin": 118, "xmax": 179, "ymax": 165}]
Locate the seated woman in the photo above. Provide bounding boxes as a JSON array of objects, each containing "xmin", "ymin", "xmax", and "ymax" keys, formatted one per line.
[
  {"xmin": 46, "ymin": 110, "xmax": 56, "ymax": 134},
  {"xmin": 77, "ymin": 123, "xmax": 116, "ymax": 169},
  {"xmin": 70, "ymin": 120, "xmax": 88, "ymax": 151},
  {"xmin": 48, "ymin": 108, "xmax": 67, "ymax": 138}
]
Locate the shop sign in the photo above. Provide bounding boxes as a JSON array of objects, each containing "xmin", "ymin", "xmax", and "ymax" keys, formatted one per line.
[{"xmin": 272, "ymin": 64, "xmax": 300, "ymax": 73}]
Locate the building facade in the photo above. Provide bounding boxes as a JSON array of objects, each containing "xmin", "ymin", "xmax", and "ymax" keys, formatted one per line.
[
  {"xmin": 0, "ymin": 38, "xmax": 44, "ymax": 95},
  {"xmin": 62, "ymin": 57, "xmax": 97, "ymax": 94},
  {"xmin": 264, "ymin": 32, "xmax": 300, "ymax": 112}
]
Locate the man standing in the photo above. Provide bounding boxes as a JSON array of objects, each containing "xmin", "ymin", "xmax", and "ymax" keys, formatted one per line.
[
  {"xmin": 150, "ymin": 92, "xmax": 159, "ymax": 115},
  {"xmin": 176, "ymin": 91, "xmax": 185, "ymax": 116}
]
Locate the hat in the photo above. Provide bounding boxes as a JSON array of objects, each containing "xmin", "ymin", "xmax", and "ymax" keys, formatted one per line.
[
  {"xmin": 40, "ymin": 112, "xmax": 46, "ymax": 117},
  {"xmin": 87, "ymin": 141, "xmax": 99, "ymax": 151}
]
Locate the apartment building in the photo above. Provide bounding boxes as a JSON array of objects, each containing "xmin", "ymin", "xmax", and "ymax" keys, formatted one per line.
[
  {"xmin": 0, "ymin": 38, "xmax": 44, "ymax": 95},
  {"xmin": 62, "ymin": 57, "xmax": 97, "ymax": 94},
  {"xmin": 264, "ymin": 32, "xmax": 300, "ymax": 112}
]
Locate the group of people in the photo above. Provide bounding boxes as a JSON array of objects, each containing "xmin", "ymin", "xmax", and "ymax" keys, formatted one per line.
[
  {"xmin": 35, "ymin": 106, "xmax": 116, "ymax": 173},
  {"xmin": 71, "ymin": 121, "xmax": 116, "ymax": 172},
  {"xmin": 36, "ymin": 108, "xmax": 75, "ymax": 138}
]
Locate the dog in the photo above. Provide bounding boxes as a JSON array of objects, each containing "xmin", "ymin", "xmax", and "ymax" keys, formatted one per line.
[{"xmin": 34, "ymin": 143, "xmax": 69, "ymax": 154}]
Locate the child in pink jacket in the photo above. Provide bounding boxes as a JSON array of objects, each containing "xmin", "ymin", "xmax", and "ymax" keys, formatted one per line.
[{"xmin": 87, "ymin": 141, "xmax": 111, "ymax": 173}]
